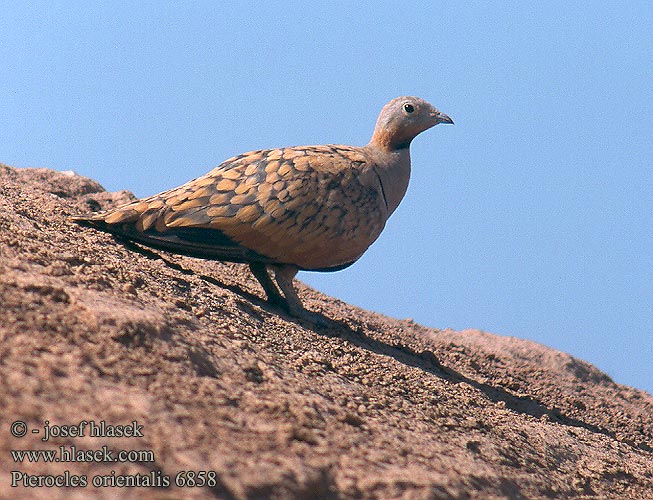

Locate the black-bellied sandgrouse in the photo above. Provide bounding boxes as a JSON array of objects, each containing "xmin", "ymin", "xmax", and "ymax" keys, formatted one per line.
[{"xmin": 72, "ymin": 96, "xmax": 452, "ymax": 317}]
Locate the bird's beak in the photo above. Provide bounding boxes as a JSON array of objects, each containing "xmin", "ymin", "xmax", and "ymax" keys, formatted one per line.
[{"xmin": 433, "ymin": 111, "xmax": 454, "ymax": 125}]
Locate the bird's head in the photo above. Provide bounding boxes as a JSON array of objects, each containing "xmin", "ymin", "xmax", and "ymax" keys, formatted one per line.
[{"xmin": 370, "ymin": 96, "xmax": 453, "ymax": 151}]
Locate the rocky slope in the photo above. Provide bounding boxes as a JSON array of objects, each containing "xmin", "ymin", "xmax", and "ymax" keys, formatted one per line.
[{"xmin": 0, "ymin": 163, "xmax": 651, "ymax": 499}]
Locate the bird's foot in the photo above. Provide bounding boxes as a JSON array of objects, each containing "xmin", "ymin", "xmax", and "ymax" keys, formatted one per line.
[{"xmin": 249, "ymin": 263, "xmax": 334, "ymax": 328}]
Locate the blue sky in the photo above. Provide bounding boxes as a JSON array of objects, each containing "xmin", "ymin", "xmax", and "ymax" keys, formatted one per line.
[{"xmin": 1, "ymin": 2, "xmax": 651, "ymax": 393}]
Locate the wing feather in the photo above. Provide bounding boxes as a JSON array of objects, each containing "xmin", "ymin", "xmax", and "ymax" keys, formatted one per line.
[{"xmin": 72, "ymin": 145, "xmax": 387, "ymax": 270}]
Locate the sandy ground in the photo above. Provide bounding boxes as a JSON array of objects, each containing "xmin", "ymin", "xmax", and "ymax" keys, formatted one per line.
[{"xmin": 0, "ymin": 163, "xmax": 652, "ymax": 499}]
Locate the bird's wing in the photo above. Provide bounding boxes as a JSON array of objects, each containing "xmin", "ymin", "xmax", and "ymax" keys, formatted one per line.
[{"xmin": 73, "ymin": 145, "xmax": 388, "ymax": 270}]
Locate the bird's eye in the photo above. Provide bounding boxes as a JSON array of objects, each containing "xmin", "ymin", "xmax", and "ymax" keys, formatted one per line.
[{"xmin": 403, "ymin": 103, "xmax": 415, "ymax": 114}]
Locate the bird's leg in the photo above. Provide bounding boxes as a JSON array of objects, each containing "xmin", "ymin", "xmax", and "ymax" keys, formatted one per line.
[
  {"xmin": 249, "ymin": 263, "xmax": 315, "ymax": 321},
  {"xmin": 248, "ymin": 263, "xmax": 287, "ymax": 308},
  {"xmin": 250, "ymin": 263, "xmax": 332, "ymax": 327},
  {"xmin": 270, "ymin": 264, "xmax": 304, "ymax": 316}
]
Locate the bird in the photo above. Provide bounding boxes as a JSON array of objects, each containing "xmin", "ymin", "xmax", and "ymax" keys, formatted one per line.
[{"xmin": 72, "ymin": 96, "xmax": 453, "ymax": 318}]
